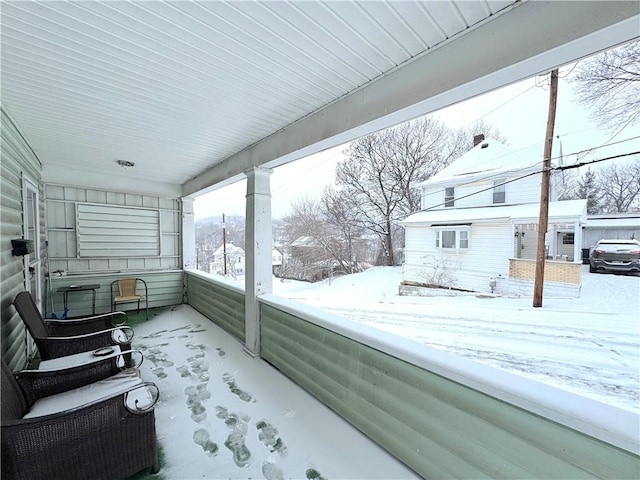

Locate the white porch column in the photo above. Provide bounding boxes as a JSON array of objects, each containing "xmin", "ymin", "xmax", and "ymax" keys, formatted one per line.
[
  {"xmin": 548, "ymin": 224, "xmax": 558, "ymax": 259},
  {"xmin": 244, "ymin": 166, "xmax": 273, "ymax": 357},
  {"xmin": 182, "ymin": 197, "xmax": 196, "ymax": 269},
  {"xmin": 573, "ymin": 221, "xmax": 583, "ymax": 263}
]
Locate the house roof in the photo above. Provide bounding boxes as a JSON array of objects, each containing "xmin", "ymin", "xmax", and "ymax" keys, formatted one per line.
[
  {"xmin": 291, "ymin": 236, "xmax": 319, "ymax": 248},
  {"xmin": 414, "ymin": 137, "xmax": 545, "ymax": 188},
  {"xmin": 213, "ymin": 243, "xmax": 245, "ymax": 256},
  {"xmin": 401, "ymin": 199, "xmax": 587, "ymax": 226},
  {"xmin": 585, "ymin": 214, "xmax": 640, "ymax": 229}
]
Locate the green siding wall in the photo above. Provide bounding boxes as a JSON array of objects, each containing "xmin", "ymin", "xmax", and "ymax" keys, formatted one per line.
[
  {"xmin": 47, "ymin": 271, "xmax": 183, "ymax": 317},
  {"xmin": 45, "ymin": 184, "xmax": 181, "ymax": 274},
  {"xmin": 185, "ymin": 272, "xmax": 245, "ymax": 342},
  {"xmin": 1, "ymin": 107, "xmax": 42, "ymax": 370},
  {"xmin": 260, "ymin": 302, "xmax": 639, "ymax": 479}
]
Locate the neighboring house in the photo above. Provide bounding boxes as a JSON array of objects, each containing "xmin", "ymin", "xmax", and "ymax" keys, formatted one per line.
[
  {"xmin": 401, "ymin": 136, "xmax": 587, "ymax": 297},
  {"xmin": 290, "ymin": 236, "xmax": 327, "ymax": 262},
  {"xmin": 582, "ymin": 213, "xmax": 640, "ymax": 250},
  {"xmin": 210, "ymin": 243, "xmax": 245, "ymax": 277},
  {"xmin": 272, "ymin": 248, "xmax": 283, "ymax": 275}
]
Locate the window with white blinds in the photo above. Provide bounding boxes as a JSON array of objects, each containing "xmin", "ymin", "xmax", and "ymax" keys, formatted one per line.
[{"xmin": 77, "ymin": 204, "xmax": 160, "ymax": 257}]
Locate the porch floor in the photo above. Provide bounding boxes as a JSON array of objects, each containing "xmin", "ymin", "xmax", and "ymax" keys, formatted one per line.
[{"xmin": 128, "ymin": 304, "xmax": 419, "ymax": 480}]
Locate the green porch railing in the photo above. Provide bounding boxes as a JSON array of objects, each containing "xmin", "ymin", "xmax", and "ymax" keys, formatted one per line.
[{"xmin": 183, "ymin": 272, "xmax": 639, "ymax": 479}]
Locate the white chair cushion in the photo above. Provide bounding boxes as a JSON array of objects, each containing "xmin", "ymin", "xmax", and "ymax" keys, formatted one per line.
[
  {"xmin": 24, "ymin": 368, "xmax": 142, "ymax": 418},
  {"xmin": 38, "ymin": 346, "xmax": 123, "ymax": 370}
]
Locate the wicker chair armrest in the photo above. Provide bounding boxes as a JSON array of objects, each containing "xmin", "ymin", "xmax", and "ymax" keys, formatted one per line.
[
  {"xmin": 125, "ymin": 382, "xmax": 160, "ymax": 414},
  {"xmin": 14, "ymin": 351, "xmax": 142, "ymax": 403},
  {"xmin": 47, "ymin": 326, "xmax": 134, "ymax": 344},
  {"xmin": 46, "ymin": 312, "xmax": 127, "ymax": 335},
  {"xmin": 37, "ymin": 327, "xmax": 134, "ymax": 360},
  {"xmin": 1, "ymin": 391, "xmax": 158, "ymax": 480}
]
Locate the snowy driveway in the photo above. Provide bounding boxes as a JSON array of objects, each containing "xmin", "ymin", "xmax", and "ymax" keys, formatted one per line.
[{"xmin": 275, "ymin": 265, "xmax": 640, "ymax": 413}]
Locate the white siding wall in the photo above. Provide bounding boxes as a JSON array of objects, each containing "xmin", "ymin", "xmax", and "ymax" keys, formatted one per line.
[
  {"xmin": 421, "ymin": 173, "xmax": 542, "ymax": 209},
  {"xmin": 404, "ymin": 222, "xmax": 513, "ymax": 293}
]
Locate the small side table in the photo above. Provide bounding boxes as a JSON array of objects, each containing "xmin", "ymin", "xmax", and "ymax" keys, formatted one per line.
[{"xmin": 57, "ymin": 284, "xmax": 101, "ymax": 315}]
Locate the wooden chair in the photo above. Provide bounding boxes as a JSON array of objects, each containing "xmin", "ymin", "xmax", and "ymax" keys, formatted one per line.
[
  {"xmin": 110, "ymin": 278, "xmax": 148, "ymax": 320},
  {"xmin": 1, "ymin": 358, "xmax": 159, "ymax": 479}
]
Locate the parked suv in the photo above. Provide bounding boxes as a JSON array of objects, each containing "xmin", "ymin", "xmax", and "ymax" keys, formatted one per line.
[{"xmin": 589, "ymin": 239, "xmax": 640, "ymax": 274}]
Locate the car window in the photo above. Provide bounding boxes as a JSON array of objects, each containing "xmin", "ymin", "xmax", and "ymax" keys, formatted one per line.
[{"xmin": 597, "ymin": 243, "xmax": 638, "ymax": 252}]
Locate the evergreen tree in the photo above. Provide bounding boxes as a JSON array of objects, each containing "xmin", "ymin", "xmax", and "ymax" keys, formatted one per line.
[{"xmin": 576, "ymin": 168, "xmax": 602, "ymax": 214}]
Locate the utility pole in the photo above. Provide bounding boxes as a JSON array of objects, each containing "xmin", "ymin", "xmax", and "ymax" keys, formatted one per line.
[
  {"xmin": 533, "ymin": 69, "xmax": 559, "ymax": 308},
  {"xmin": 222, "ymin": 213, "xmax": 227, "ymax": 276}
]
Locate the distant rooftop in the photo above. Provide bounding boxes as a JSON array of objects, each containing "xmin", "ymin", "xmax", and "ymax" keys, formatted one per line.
[{"xmin": 414, "ymin": 137, "xmax": 549, "ymax": 187}]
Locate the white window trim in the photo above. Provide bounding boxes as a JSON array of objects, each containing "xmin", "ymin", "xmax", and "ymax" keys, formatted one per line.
[
  {"xmin": 493, "ymin": 179, "xmax": 506, "ymax": 204},
  {"xmin": 444, "ymin": 187, "xmax": 455, "ymax": 208},
  {"xmin": 433, "ymin": 226, "xmax": 471, "ymax": 250}
]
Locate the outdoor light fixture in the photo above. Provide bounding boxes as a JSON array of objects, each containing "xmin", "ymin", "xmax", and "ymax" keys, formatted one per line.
[
  {"xmin": 116, "ymin": 159, "xmax": 135, "ymax": 168},
  {"xmin": 11, "ymin": 238, "xmax": 34, "ymax": 256}
]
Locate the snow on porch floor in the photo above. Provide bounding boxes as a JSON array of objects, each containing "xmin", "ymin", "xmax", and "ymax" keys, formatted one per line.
[{"xmin": 130, "ymin": 304, "xmax": 419, "ymax": 480}]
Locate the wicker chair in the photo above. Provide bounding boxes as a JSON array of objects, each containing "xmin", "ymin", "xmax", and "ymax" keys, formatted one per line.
[
  {"xmin": 111, "ymin": 278, "xmax": 149, "ymax": 320},
  {"xmin": 1, "ymin": 357, "xmax": 159, "ymax": 480},
  {"xmin": 13, "ymin": 291, "xmax": 134, "ymax": 362}
]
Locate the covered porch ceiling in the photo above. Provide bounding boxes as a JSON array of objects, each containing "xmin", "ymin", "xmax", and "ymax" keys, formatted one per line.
[{"xmin": 1, "ymin": 1, "xmax": 638, "ymax": 199}]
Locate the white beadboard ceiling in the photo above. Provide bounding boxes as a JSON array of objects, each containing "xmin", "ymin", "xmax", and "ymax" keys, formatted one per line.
[{"xmin": 1, "ymin": 1, "xmax": 638, "ymax": 197}]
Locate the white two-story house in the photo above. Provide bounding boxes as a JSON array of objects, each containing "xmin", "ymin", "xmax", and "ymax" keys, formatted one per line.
[{"xmin": 401, "ymin": 136, "xmax": 587, "ymax": 297}]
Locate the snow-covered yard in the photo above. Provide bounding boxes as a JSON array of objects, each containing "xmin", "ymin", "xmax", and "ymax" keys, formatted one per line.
[{"xmin": 273, "ymin": 265, "xmax": 640, "ymax": 413}]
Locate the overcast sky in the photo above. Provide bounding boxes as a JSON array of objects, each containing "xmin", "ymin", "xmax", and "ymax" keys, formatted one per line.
[{"xmin": 194, "ymin": 64, "xmax": 640, "ymax": 220}]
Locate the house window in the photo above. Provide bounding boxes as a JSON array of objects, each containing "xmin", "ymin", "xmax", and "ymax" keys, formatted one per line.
[
  {"xmin": 493, "ymin": 180, "xmax": 506, "ymax": 204},
  {"xmin": 435, "ymin": 227, "xmax": 470, "ymax": 249},
  {"xmin": 562, "ymin": 233, "xmax": 575, "ymax": 245},
  {"xmin": 444, "ymin": 187, "xmax": 455, "ymax": 207}
]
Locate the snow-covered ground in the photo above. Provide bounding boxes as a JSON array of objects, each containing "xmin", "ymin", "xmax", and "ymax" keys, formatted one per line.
[{"xmin": 272, "ymin": 265, "xmax": 640, "ymax": 413}]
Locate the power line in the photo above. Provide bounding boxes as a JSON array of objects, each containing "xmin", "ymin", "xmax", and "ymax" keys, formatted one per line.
[
  {"xmin": 419, "ymin": 150, "xmax": 639, "ymax": 211},
  {"xmin": 418, "ymin": 136, "xmax": 640, "ymax": 205},
  {"xmin": 553, "ymin": 151, "xmax": 640, "ymax": 172}
]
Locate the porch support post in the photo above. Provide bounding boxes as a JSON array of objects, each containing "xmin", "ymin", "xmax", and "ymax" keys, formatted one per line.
[
  {"xmin": 549, "ymin": 224, "xmax": 558, "ymax": 259},
  {"xmin": 244, "ymin": 166, "xmax": 273, "ymax": 358},
  {"xmin": 573, "ymin": 221, "xmax": 583, "ymax": 263},
  {"xmin": 182, "ymin": 197, "xmax": 196, "ymax": 269}
]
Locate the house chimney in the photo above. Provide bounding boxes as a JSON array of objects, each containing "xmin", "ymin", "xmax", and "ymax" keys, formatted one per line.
[{"xmin": 473, "ymin": 134, "xmax": 485, "ymax": 147}]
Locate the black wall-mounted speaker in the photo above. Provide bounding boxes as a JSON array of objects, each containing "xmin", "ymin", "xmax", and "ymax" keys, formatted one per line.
[{"xmin": 11, "ymin": 239, "xmax": 34, "ymax": 256}]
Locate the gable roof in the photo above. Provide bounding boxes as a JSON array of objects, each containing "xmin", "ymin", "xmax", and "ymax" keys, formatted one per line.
[
  {"xmin": 214, "ymin": 243, "xmax": 245, "ymax": 256},
  {"xmin": 414, "ymin": 138, "xmax": 544, "ymax": 188},
  {"xmin": 401, "ymin": 199, "xmax": 587, "ymax": 226}
]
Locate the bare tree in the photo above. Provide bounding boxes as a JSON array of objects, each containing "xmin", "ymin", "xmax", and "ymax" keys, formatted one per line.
[
  {"xmin": 334, "ymin": 116, "xmax": 485, "ymax": 265},
  {"xmin": 335, "ymin": 118, "xmax": 449, "ymax": 265},
  {"xmin": 280, "ymin": 197, "xmax": 352, "ymax": 279},
  {"xmin": 597, "ymin": 159, "xmax": 640, "ymax": 213},
  {"xmin": 321, "ymin": 186, "xmax": 368, "ymax": 271},
  {"xmin": 570, "ymin": 40, "xmax": 640, "ymax": 132}
]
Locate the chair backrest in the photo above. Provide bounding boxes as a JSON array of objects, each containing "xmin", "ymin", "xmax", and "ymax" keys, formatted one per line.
[
  {"xmin": 118, "ymin": 278, "xmax": 138, "ymax": 297},
  {"xmin": 13, "ymin": 291, "xmax": 50, "ymax": 340},
  {"xmin": 1, "ymin": 359, "xmax": 28, "ymax": 421}
]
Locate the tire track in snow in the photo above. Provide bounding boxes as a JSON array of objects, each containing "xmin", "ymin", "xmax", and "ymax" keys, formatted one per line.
[{"xmin": 322, "ymin": 305, "xmax": 639, "ymax": 412}]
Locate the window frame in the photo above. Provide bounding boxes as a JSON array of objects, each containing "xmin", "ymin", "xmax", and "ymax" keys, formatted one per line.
[
  {"xmin": 434, "ymin": 226, "xmax": 471, "ymax": 250},
  {"xmin": 444, "ymin": 187, "xmax": 455, "ymax": 208},
  {"xmin": 493, "ymin": 179, "xmax": 506, "ymax": 204}
]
